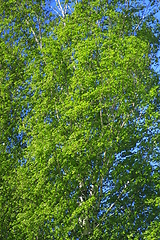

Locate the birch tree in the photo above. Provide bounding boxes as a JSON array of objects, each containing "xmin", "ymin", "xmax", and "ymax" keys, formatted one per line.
[{"xmin": 0, "ymin": 0, "xmax": 159, "ymax": 239}]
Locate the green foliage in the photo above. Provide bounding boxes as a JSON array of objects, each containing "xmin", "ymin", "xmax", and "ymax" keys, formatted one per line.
[{"xmin": 0, "ymin": 0, "xmax": 159, "ymax": 239}]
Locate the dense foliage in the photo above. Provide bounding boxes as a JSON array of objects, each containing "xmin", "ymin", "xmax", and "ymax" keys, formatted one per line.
[{"xmin": 0, "ymin": 0, "xmax": 160, "ymax": 239}]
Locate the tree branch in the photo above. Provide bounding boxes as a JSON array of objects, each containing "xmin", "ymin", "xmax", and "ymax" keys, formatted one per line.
[
  {"xmin": 26, "ymin": 20, "xmax": 40, "ymax": 48},
  {"xmin": 94, "ymin": 180, "xmax": 130, "ymax": 230}
]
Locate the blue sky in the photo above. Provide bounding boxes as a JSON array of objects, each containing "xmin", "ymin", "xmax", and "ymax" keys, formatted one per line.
[{"xmin": 155, "ymin": 8, "xmax": 160, "ymax": 73}]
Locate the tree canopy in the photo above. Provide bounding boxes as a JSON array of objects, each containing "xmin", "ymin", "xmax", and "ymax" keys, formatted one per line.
[{"xmin": 0, "ymin": 0, "xmax": 160, "ymax": 239}]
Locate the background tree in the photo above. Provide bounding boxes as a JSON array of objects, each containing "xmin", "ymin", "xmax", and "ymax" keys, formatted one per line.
[{"xmin": 0, "ymin": 0, "xmax": 159, "ymax": 239}]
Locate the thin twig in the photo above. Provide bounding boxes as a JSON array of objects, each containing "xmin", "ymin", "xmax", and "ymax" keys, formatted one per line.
[
  {"xmin": 58, "ymin": 0, "xmax": 65, "ymax": 18},
  {"xmin": 133, "ymin": 2, "xmax": 151, "ymax": 34},
  {"xmin": 68, "ymin": 5, "xmax": 73, "ymax": 13},
  {"xmin": 26, "ymin": 20, "xmax": 39, "ymax": 47},
  {"xmin": 50, "ymin": 5, "xmax": 61, "ymax": 17}
]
